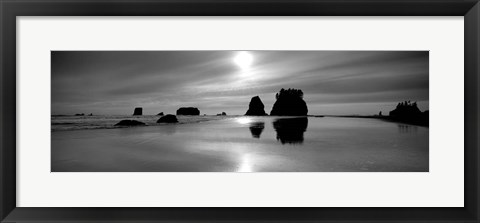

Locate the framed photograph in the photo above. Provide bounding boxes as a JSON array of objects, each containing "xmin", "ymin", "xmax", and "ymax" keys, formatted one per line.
[
  {"xmin": 50, "ymin": 50, "xmax": 430, "ymax": 172},
  {"xmin": 1, "ymin": 0, "xmax": 479, "ymax": 222}
]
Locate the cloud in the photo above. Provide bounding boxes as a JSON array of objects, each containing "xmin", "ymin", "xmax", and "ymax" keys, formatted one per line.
[{"xmin": 52, "ymin": 51, "xmax": 428, "ymax": 115}]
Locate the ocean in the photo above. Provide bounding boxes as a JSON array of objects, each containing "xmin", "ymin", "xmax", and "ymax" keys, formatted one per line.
[{"xmin": 51, "ymin": 116, "xmax": 428, "ymax": 172}]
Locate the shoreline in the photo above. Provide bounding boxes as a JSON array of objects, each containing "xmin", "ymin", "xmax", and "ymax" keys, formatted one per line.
[
  {"xmin": 326, "ymin": 115, "xmax": 429, "ymax": 127},
  {"xmin": 51, "ymin": 115, "xmax": 237, "ymax": 132},
  {"xmin": 51, "ymin": 115, "xmax": 428, "ymax": 132}
]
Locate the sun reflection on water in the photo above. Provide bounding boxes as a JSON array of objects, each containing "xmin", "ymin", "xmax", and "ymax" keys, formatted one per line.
[
  {"xmin": 236, "ymin": 117, "xmax": 252, "ymax": 125},
  {"xmin": 237, "ymin": 154, "xmax": 253, "ymax": 172}
]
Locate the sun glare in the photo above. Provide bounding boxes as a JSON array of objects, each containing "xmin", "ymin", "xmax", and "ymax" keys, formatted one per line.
[
  {"xmin": 233, "ymin": 51, "xmax": 253, "ymax": 70},
  {"xmin": 236, "ymin": 117, "xmax": 252, "ymax": 125},
  {"xmin": 238, "ymin": 154, "xmax": 253, "ymax": 172}
]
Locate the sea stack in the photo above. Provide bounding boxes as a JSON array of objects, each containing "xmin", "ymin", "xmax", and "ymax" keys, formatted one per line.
[
  {"xmin": 270, "ymin": 88, "xmax": 308, "ymax": 116},
  {"xmin": 133, "ymin": 107, "xmax": 143, "ymax": 116},
  {"xmin": 114, "ymin": 120, "xmax": 146, "ymax": 126},
  {"xmin": 157, "ymin": 114, "xmax": 178, "ymax": 123},
  {"xmin": 245, "ymin": 96, "xmax": 267, "ymax": 116},
  {"xmin": 176, "ymin": 107, "xmax": 200, "ymax": 116}
]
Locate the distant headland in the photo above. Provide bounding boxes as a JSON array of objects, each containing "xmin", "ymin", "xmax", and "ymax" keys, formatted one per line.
[
  {"xmin": 332, "ymin": 100, "xmax": 429, "ymax": 127},
  {"xmin": 387, "ymin": 101, "xmax": 429, "ymax": 126}
]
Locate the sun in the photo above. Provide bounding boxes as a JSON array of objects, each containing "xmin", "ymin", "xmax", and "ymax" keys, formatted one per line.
[{"xmin": 233, "ymin": 51, "xmax": 253, "ymax": 70}]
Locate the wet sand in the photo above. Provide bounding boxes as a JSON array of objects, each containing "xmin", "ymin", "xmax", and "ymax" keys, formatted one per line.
[{"xmin": 51, "ymin": 117, "xmax": 429, "ymax": 172}]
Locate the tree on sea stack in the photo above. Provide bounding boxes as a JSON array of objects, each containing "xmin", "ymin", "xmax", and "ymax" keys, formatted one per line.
[{"xmin": 270, "ymin": 88, "xmax": 308, "ymax": 116}]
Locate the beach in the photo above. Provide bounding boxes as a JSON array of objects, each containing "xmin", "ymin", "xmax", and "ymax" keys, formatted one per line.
[{"xmin": 51, "ymin": 116, "xmax": 429, "ymax": 172}]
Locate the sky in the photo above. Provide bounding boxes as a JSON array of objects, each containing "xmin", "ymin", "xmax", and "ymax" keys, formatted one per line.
[{"xmin": 51, "ymin": 51, "xmax": 428, "ymax": 116}]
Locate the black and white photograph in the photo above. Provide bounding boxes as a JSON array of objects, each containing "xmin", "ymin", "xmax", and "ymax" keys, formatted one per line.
[{"xmin": 51, "ymin": 51, "xmax": 429, "ymax": 172}]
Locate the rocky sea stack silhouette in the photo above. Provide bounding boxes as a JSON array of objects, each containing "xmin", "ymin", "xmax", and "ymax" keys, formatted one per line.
[
  {"xmin": 114, "ymin": 120, "xmax": 146, "ymax": 126},
  {"xmin": 133, "ymin": 107, "xmax": 142, "ymax": 116},
  {"xmin": 245, "ymin": 96, "xmax": 267, "ymax": 116},
  {"xmin": 157, "ymin": 114, "xmax": 178, "ymax": 123},
  {"xmin": 270, "ymin": 88, "xmax": 308, "ymax": 116},
  {"xmin": 389, "ymin": 101, "xmax": 428, "ymax": 126},
  {"xmin": 176, "ymin": 107, "xmax": 200, "ymax": 116},
  {"xmin": 157, "ymin": 112, "xmax": 164, "ymax": 116}
]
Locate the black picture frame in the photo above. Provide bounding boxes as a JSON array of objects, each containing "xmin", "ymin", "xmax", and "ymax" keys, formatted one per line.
[{"xmin": 1, "ymin": 0, "xmax": 479, "ymax": 222}]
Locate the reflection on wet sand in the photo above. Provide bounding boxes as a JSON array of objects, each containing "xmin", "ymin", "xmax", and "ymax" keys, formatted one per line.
[
  {"xmin": 249, "ymin": 122, "xmax": 265, "ymax": 138},
  {"xmin": 272, "ymin": 117, "xmax": 308, "ymax": 144},
  {"xmin": 52, "ymin": 116, "xmax": 429, "ymax": 172},
  {"xmin": 238, "ymin": 154, "xmax": 253, "ymax": 172}
]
